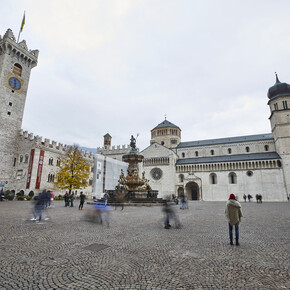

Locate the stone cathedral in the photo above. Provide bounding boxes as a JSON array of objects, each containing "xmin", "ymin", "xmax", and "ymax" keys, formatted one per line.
[{"xmin": 1, "ymin": 28, "xmax": 290, "ymax": 201}]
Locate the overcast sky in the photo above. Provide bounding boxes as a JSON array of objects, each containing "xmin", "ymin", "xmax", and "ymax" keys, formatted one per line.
[{"xmin": 1, "ymin": 0, "xmax": 290, "ymax": 151}]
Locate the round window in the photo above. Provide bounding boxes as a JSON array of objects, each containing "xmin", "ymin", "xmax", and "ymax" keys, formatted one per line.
[
  {"xmin": 246, "ymin": 171, "xmax": 253, "ymax": 177},
  {"xmin": 151, "ymin": 168, "xmax": 163, "ymax": 180}
]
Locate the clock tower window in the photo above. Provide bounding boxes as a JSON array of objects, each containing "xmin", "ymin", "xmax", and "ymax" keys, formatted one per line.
[{"xmin": 13, "ymin": 63, "xmax": 22, "ymax": 76}]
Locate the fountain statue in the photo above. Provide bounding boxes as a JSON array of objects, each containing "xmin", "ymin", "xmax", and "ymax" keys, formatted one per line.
[{"xmin": 114, "ymin": 135, "xmax": 159, "ymax": 201}]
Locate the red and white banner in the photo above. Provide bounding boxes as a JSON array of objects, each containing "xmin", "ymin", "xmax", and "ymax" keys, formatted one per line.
[
  {"xmin": 26, "ymin": 149, "xmax": 35, "ymax": 189},
  {"xmin": 35, "ymin": 150, "xmax": 45, "ymax": 189}
]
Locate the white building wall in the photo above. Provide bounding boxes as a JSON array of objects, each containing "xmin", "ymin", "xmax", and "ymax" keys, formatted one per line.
[
  {"xmin": 93, "ymin": 154, "xmax": 127, "ymax": 199},
  {"xmin": 183, "ymin": 168, "xmax": 286, "ymax": 202}
]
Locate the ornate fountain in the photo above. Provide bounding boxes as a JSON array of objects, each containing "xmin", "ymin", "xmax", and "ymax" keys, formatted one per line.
[{"xmin": 113, "ymin": 135, "xmax": 159, "ymax": 202}]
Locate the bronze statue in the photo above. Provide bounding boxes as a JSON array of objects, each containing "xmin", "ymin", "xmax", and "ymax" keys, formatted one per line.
[{"xmin": 130, "ymin": 135, "xmax": 136, "ymax": 150}]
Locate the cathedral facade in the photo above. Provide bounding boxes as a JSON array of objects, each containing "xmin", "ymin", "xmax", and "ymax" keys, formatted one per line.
[{"xmin": 139, "ymin": 85, "xmax": 290, "ymax": 201}]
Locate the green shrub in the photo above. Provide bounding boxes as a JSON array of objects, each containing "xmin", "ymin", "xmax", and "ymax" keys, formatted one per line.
[
  {"xmin": 28, "ymin": 191, "xmax": 34, "ymax": 198},
  {"xmin": 16, "ymin": 191, "xmax": 24, "ymax": 197}
]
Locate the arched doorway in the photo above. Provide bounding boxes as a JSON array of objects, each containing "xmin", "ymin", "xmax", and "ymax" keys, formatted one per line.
[
  {"xmin": 177, "ymin": 187, "xmax": 184, "ymax": 197},
  {"xmin": 185, "ymin": 182, "xmax": 200, "ymax": 200}
]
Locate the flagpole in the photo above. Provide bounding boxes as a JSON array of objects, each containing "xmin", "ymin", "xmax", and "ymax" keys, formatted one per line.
[
  {"xmin": 17, "ymin": 11, "xmax": 25, "ymax": 43},
  {"xmin": 17, "ymin": 30, "xmax": 21, "ymax": 43}
]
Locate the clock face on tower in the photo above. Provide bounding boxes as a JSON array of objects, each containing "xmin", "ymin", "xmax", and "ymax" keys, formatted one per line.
[{"xmin": 8, "ymin": 77, "xmax": 22, "ymax": 90}]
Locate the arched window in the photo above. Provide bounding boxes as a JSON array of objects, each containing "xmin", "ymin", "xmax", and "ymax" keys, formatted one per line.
[
  {"xmin": 264, "ymin": 145, "xmax": 269, "ymax": 151},
  {"xmin": 13, "ymin": 63, "xmax": 22, "ymax": 76},
  {"xmin": 195, "ymin": 151, "xmax": 198, "ymax": 157},
  {"xmin": 209, "ymin": 173, "xmax": 217, "ymax": 184},
  {"xmin": 48, "ymin": 173, "xmax": 55, "ymax": 183},
  {"xmin": 229, "ymin": 172, "xmax": 237, "ymax": 184},
  {"xmin": 24, "ymin": 154, "xmax": 29, "ymax": 163},
  {"xmin": 228, "ymin": 148, "xmax": 232, "ymax": 154},
  {"xmin": 49, "ymin": 157, "xmax": 53, "ymax": 165},
  {"xmin": 161, "ymin": 141, "xmax": 165, "ymax": 146},
  {"xmin": 56, "ymin": 159, "xmax": 61, "ymax": 167},
  {"xmin": 210, "ymin": 150, "xmax": 214, "ymax": 155},
  {"xmin": 19, "ymin": 155, "xmax": 23, "ymax": 163},
  {"xmin": 246, "ymin": 147, "xmax": 250, "ymax": 153},
  {"xmin": 182, "ymin": 152, "xmax": 185, "ymax": 158},
  {"xmin": 179, "ymin": 174, "xmax": 184, "ymax": 182}
]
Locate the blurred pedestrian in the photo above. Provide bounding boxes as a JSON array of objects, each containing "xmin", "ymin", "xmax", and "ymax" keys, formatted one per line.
[
  {"xmin": 243, "ymin": 194, "xmax": 247, "ymax": 202},
  {"xmin": 79, "ymin": 191, "xmax": 85, "ymax": 210},
  {"xmin": 31, "ymin": 193, "xmax": 44, "ymax": 222},
  {"xmin": 104, "ymin": 191, "xmax": 109, "ymax": 206},
  {"xmin": 162, "ymin": 200, "xmax": 180, "ymax": 229},
  {"xmin": 94, "ymin": 201, "xmax": 110, "ymax": 226},
  {"xmin": 247, "ymin": 194, "xmax": 252, "ymax": 202},
  {"xmin": 225, "ymin": 194, "xmax": 243, "ymax": 246},
  {"xmin": 180, "ymin": 193, "xmax": 187, "ymax": 209},
  {"xmin": 45, "ymin": 190, "xmax": 51, "ymax": 208}
]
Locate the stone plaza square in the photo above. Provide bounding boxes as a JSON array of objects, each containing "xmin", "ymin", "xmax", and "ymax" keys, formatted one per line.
[{"xmin": 0, "ymin": 201, "xmax": 289, "ymax": 289}]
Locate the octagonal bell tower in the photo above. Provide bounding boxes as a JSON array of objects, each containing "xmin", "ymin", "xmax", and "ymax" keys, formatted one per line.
[
  {"xmin": 150, "ymin": 119, "xmax": 181, "ymax": 148},
  {"xmin": 0, "ymin": 29, "xmax": 38, "ymax": 183}
]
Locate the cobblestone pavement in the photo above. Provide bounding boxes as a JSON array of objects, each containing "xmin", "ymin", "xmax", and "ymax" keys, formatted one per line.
[{"xmin": 0, "ymin": 200, "xmax": 289, "ymax": 290}]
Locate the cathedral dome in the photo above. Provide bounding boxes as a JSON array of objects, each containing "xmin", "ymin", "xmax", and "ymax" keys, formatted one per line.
[{"xmin": 268, "ymin": 73, "xmax": 290, "ymax": 100}]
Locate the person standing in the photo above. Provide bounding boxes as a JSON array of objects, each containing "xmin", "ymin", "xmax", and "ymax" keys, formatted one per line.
[
  {"xmin": 104, "ymin": 191, "xmax": 109, "ymax": 206},
  {"xmin": 64, "ymin": 192, "xmax": 70, "ymax": 207},
  {"xmin": 70, "ymin": 192, "xmax": 74, "ymax": 207},
  {"xmin": 225, "ymin": 194, "xmax": 243, "ymax": 246},
  {"xmin": 79, "ymin": 191, "xmax": 85, "ymax": 210}
]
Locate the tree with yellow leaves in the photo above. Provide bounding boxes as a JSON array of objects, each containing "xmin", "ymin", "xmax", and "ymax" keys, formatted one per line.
[{"xmin": 54, "ymin": 145, "xmax": 90, "ymax": 193}]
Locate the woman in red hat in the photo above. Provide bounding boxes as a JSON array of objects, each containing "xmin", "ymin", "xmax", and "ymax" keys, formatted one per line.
[{"xmin": 225, "ymin": 194, "xmax": 243, "ymax": 245}]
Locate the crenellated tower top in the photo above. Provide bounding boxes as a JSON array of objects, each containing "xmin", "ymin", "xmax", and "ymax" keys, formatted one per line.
[{"xmin": 0, "ymin": 29, "xmax": 38, "ymax": 68}]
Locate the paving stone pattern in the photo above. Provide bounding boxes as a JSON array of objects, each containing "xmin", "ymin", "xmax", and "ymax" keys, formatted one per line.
[{"xmin": 0, "ymin": 201, "xmax": 289, "ymax": 289}]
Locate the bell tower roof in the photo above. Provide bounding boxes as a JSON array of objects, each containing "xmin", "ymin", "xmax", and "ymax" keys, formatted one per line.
[
  {"xmin": 267, "ymin": 73, "xmax": 290, "ymax": 100},
  {"xmin": 152, "ymin": 119, "xmax": 180, "ymax": 131}
]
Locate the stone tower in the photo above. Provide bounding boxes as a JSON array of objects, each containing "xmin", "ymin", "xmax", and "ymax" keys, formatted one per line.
[
  {"xmin": 150, "ymin": 119, "xmax": 181, "ymax": 148},
  {"xmin": 267, "ymin": 73, "xmax": 290, "ymax": 197},
  {"xmin": 103, "ymin": 133, "xmax": 112, "ymax": 149},
  {"xmin": 0, "ymin": 29, "xmax": 38, "ymax": 184}
]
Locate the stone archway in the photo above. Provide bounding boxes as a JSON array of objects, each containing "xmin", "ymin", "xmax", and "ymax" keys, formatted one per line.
[
  {"xmin": 177, "ymin": 187, "xmax": 184, "ymax": 197},
  {"xmin": 185, "ymin": 182, "xmax": 200, "ymax": 200}
]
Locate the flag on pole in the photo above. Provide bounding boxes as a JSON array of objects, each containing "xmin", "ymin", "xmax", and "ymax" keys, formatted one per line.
[{"xmin": 20, "ymin": 12, "xmax": 25, "ymax": 32}]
